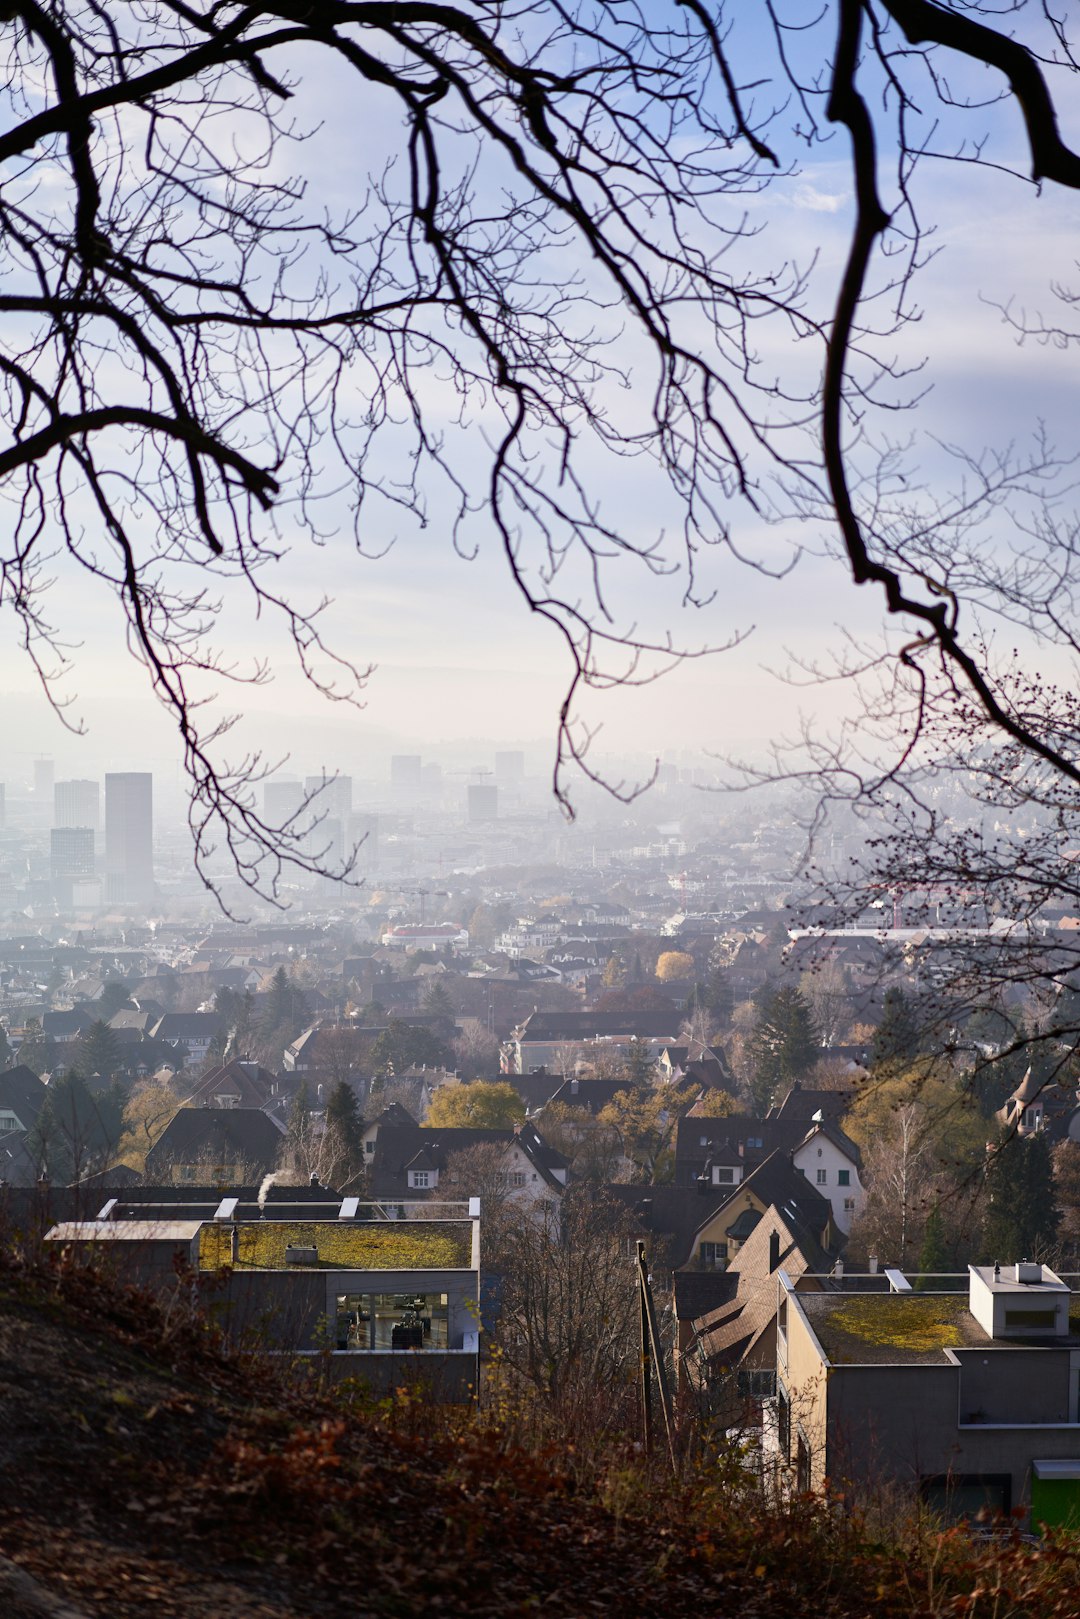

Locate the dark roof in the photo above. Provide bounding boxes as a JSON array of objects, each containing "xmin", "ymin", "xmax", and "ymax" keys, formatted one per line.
[
  {"xmin": 371, "ymin": 1124, "xmax": 514, "ymax": 1191},
  {"xmin": 545, "ymin": 1076, "xmax": 633, "ymax": 1115},
  {"xmin": 0, "ymin": 1066, "xmax": 48, "ymax": 1129},
  {"xmin": 516, "ymin": 1011, "xmax": 680, "ymax": 1041},
  {"xmin": 673, "ymin": 1269, "xmax": 740, "ymax": 1322},
  {"xmin": 602, "ymin": 1183, "xmax": 733, "ymax": 1268},
  {"xmin": 726, "ymin": 1207, "xmax": 763, "ymax": 1242},
  {"xmin": 516, "ymin": 1120, "xmax": 569, "ymax": 1180},
  {"xmin": 146, "ymin": 1108, "xmax": 284, "ymax": 1174},
  {"xmin": 370, "ymin": 1122, "xmax": 566, "ymax": 1196},
  {"xmin": 712, "ymin": 1150, "xmax": 834, "ymax": 1248},
  {"xmin": 183, "ymin": 1061, "xmax": 274, "ymax": 1109},
  {"xmin": 150, "ymin": 1013, "xmax": 224, "ymax": 1041},
  {"xmin": 504, "ymin": 1069, "xmax": 567, "ymax": 1114},
  {"xmin": 767, "ymin": 1081, "xmax": 855, "ymax": 1125},
  {"xmin": 42, "ymin": 1009, "xmax": 93, "ymax": 1037},
  {"xmin": 363, "ymin": 1102, "xmax": 417, "ymax": 1131}
]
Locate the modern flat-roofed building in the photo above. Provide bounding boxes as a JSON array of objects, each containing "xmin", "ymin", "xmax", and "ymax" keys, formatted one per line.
[
  {"xmin": 772, "ymin": 1261, "xmax": 1080, "ymax": 1531},
  {"xmin": 51, "ymin": 826, "xmax": 95, "ymax": 882}
]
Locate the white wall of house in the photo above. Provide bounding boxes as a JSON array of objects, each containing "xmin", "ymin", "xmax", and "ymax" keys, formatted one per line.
[{"xmin": 792, "ymin": 1134, "xmax": 863, "ymax": 1234}]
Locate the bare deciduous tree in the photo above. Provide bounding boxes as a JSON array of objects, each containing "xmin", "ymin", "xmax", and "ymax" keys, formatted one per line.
[
  {"xmin": 488, "ymin": 1190, "xmax": 639, "ymax": 1424},
  {"xmin": 7, "ymin": 3, "xmax": 1080, "ymax": 909}
]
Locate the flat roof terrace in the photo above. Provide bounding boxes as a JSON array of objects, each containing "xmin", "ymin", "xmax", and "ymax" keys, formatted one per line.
[{"xmin": 800, "ymin": 1293, "xmax": 993, "ymax": 1365}]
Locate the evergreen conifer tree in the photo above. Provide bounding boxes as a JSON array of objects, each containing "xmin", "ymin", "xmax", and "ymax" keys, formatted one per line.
[
  {"xmin": 746, "ymin": 986, "xmax": 819, "ymax": 1116},
  {"xmin": 982, "ymin": 1131, "xmax": 1059, "ymax": 1263},
  {"xmin": 870, "ymin": 989, "xmax": 922, "ymax": 1068}
]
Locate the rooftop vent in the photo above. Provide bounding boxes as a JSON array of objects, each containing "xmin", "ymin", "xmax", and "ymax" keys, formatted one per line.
[
  {"xmin": 285, "ymin": 1244, "xmax": 318, "ymax": 1266},
  {"xmin": 1015, "ymin": 1260, "xmax": 1042, "ymax": 1284}
]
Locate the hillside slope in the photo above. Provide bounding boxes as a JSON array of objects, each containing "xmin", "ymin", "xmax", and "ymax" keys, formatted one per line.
[{"xmin": 0, "ymin": 1248, "xmax": 1078, "ymax": 1619}]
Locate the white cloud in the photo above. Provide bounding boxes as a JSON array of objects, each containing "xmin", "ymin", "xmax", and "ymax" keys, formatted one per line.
[{"xmin": 791, "ymin": 184, "xmax": 847, "ymax": 213}]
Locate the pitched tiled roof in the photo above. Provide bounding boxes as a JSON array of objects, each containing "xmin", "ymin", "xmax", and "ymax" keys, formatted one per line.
[{"xmin": 146, "ymin": 1107, "xmax": 285, "ymax": 1175}]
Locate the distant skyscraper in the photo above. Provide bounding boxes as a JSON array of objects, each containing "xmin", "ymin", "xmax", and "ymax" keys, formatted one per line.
[
  {"xmin": 51, "ymin": 826, "xmax": 95, "ymax": 877},
  {"xmin": 105, "ymin": 773, "xmax": 153, "ymax": 905},
  {"xmin": 263, "ymin": 780, "xmax": 306, "ymax": 824},
  {"xmin": 467, "ymin": 784, "xmax": 499, "ymax": 822},
  {"xmin": 305, "ymin": 774, "xmax": 352, "ymax": 823},
  {"xmin": 349, "ymin": 813, "xmax": 379, "ymax": 872},
  {"xmin": 495, "ymin": 751, "xmax": 525, "ymax": 785},
  {"xmin": 51, "ymin": 826, "xmax": 97, "ymax": 910},
  {"xmin": 54, "ymin": 778, "xmax": 100, "ymax": 830}
]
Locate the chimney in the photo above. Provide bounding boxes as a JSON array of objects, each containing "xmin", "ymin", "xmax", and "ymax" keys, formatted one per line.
[
  {"xmin": 868, "ymin": 1255, "xmax": 879, "ymax": 1275},
  {"xmin": 768, "ymin": 1230, "xmax": 780, "ymax": 1273}
]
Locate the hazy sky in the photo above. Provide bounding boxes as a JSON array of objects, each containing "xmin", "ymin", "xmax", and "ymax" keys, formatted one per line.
[{"xmin": 5, "ymin": 10, "xmax": 1080, "ymax": 812}]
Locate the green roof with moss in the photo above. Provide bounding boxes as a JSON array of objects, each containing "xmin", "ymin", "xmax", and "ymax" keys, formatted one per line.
[
  {"xmin": 198, "ymin": 1221, "xmax": 472, "ymax": 1272},
  {"xmin": 800, "ymin": 1292, "xmax": 989, "ymax": 1364}
]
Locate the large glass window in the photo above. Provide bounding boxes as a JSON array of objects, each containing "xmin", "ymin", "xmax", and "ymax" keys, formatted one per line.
[{"xmin": 335, "ymin": 1292, "xmax": 449, "ymax": 1350}]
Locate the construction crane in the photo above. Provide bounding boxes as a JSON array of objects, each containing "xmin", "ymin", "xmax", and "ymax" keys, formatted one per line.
[{"xmin": 374, "ymin": 883, "xmax": 450, "ymax": 924}]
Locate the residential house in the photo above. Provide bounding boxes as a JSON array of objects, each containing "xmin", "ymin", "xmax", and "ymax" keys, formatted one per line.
[
  {"xmin": 0, "ymin": 1065, "xmax": 47, "ymax": 1139},
  {"xmin": 773, "ymin": 1261, "xmax": 1080, "ymax": 1529},
  {"xmin": 42, "ymin": 1008, "xmax": 94, "ymax": 1045},
  {"xmin": 0, "ymin": 1066, "xmax": 48, "ymax": 1185},
  {"xmin": 146, "ymin": 1106, "xmax": 286, "ymax": 1183},
  {"xmin": 182, "ymin": 1059, "xmax": 278, "ymax": 1110},
  {"xmin": 370, "ymin": 1119, "xmax": 567, "ymax": 1207},
  {"xmin": 544, "ymin": 1075, "xmax": 634, "ymax": 1115},
  {"xmin": 683, "ymin": 1150, "xmax": 838, "ymax": 1272},
  {"xmin": 997, "ymin": 1067, "xmax": 1080, "ymax": 1143},
  {"xmin": 790, "ymin": 1120, "xmax": 865, "ymax": 1236},
  {"xmin": 149, "ymin": 1012, "xmax": 224, "ymax": 1067},
  {"xmin": 676, "ymin": 1196, "xmax": 842, "ymax": 1408},
  {"xmin": 361, "ymin": 1103, "xmax": 418, "ymax": 1165},
  {"xmin": 503, "ymin": 1010, "xmax": 681, "ymax": 1074}
]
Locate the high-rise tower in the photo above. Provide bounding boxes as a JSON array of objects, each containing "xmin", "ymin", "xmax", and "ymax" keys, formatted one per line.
[{"xmin": 105, "ymin": 773, "xmax": 154, "ymax": 905}]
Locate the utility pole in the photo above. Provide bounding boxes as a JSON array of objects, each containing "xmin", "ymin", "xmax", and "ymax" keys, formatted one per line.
[
  {"xmin": 637, "ymin": 1240, "xmax": 677, "ymax": 1469},
  {"xmin": 638, "ymin": 1239, "xmax": 653, "ymax": 1457}
]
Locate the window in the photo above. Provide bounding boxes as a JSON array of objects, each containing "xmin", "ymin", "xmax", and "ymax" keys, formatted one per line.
[
  {"xmin": 837, "ymin": 1169, "xmax": 851, "ymax": 1187},
  {"xmin": 816, "ymin": 1168, "xmax": 827, "ymax": 1185},
  {"xmin": 1003, "ymin": 1309, "xmax": 1056, "ymax": 1329},
  {"xmin": 844, "ymin": 1197, "xmax": 856, "ymax": 1213},
  {"xmin": 510, "ymin": 1171, "xmax": 526, "ymax": 1188},
  {"xmin": 777, "ymin": 1385, "xmax": 791, "ymax": 1457},
  {"xmin": 700, "ymin": 1241, "xmax": 727, "ymax": 1268},
  {"xmin": 713, "ymin": 1166, "xmax": 735, "ymax": 1184},
  {"xmin": 335, "ymin": 1292, "xmax": 450, "ymax": 1351},
  {"xmin": 0, "ymin": 1113, "xmax": 19, "ymax": 1133},
  {"xmin": 409, "ymin": 1170, "xmax": 430, "ymax": 1189},
  {"xmin": 778, "ymin": 1295, "xmax": 788, "ymax": 1362},
  {"xmin": 919, "ymin": 1474, "xmax": 1011, "ymax": 1525}
]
